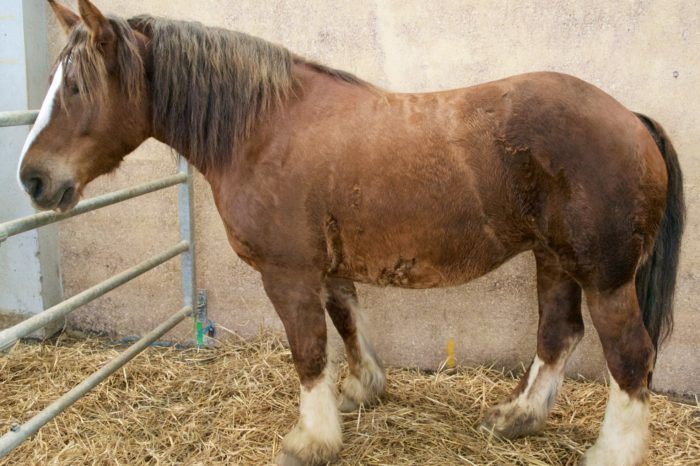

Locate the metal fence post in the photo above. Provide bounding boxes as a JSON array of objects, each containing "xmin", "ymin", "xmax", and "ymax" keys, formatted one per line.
[{"xmin": 177, "ymin": 155, "xmax": 207, "ymax": 347}]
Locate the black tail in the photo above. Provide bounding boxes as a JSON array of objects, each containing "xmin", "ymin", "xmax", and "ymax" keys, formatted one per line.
[{"xmin": 634, "ymin": 113, "xmax": 686, "ymax": 355}]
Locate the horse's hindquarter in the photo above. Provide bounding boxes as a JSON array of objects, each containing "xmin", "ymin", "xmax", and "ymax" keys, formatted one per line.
[{"xmin": 488, "ymin": 72, "xmax": 668, "ymax": 288}]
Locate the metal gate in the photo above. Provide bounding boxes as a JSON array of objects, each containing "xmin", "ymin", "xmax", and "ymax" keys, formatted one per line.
[{"xmin": 0, "ymin": 110, "xmax": 208, "ymax": 458}]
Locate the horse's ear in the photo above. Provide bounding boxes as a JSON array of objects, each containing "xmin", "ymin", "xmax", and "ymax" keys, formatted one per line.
[
  {"xmin": 48, "ymin": 0, "xmax": 80, "ymax": 34},
  {"xmin": 77, "ymin": 0, "xmax": 114, "ymax": 48}
]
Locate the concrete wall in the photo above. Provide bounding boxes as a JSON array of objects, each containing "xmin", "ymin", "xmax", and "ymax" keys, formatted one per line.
[{"xmin": 43, "ymin": 1, "xmax": 698, "ymax": 395}]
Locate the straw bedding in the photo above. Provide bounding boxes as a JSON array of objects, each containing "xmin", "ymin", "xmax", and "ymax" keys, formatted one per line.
[{"xmin": 1, "ymin": 333, "xmax": 698, "ymax": 465}]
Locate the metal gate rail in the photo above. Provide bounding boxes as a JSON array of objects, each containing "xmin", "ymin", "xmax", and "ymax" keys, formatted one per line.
[
  {"xmin": 0, "ymin": 173, "xmax": 186, "ymax": 242},
  {"xmin": 0, "ymin": 110, "xmax": 205, "ymax": 458},
  {"xmin": 0, "ymin": 306, "xmax": 193, "ymax": 456}
]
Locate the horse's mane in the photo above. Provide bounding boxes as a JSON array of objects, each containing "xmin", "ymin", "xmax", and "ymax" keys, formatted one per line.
[
  {"xmin": 130, "ymin": 15, "xmax": 296, "ymax": 173},
  {"xmin": 60, "ymin": 14, "xmax": 368, "ymax": 173}
]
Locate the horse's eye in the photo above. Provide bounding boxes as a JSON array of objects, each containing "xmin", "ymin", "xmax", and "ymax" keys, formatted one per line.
[{"xmin": 69, "ymin": 83, "xmax": 79, "ymax": 95}]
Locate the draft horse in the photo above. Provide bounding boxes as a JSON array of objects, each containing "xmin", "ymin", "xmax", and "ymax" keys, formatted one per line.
[{"xmin": 19, "ymin": 1, "xmax": 685, "ymax": 465}]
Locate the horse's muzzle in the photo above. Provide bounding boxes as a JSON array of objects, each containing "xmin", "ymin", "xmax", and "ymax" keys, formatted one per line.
[{"xmin": 20, "ymin": 168, "xmax": 78, "ymax": 212}]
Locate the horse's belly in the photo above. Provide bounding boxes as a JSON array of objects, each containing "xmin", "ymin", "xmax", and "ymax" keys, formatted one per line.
[{"xmin": 331, "ymin": 224, "xmax": 523, "ymax": 289}]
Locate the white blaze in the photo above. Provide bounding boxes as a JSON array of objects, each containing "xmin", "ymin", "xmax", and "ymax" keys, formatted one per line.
[{"xmin": 17, "ymin": 62, "xmax": 64, "ymax": 190}]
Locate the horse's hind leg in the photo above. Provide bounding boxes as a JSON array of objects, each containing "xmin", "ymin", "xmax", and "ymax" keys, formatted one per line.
[
  {"xmin": 261, "ymin": 269, "xmax": 341, "ymax": 466},
  {"xmin": 582, "ymin": 282, "xmax": 654, "ymax": 466},
  {"xmin": 482, "ymin": 249, "xmax": 584, "ymax": 438},
  {"xmin": 324, "ymin": 277, "xmax": 385, "ymax": 412}
]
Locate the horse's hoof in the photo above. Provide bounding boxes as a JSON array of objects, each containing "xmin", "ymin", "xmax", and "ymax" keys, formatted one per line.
[
  {"xmin": 580, "ymin": 448, "xmax": 603, "ymax": 466},
  {"xmin": 338, "ymin": 394, "xmax": 360, "ymax": 413},
  {"xmin": 479, "ymin": 409, "xmax": 503, "ymax": 436},
  {"xmin": 275, "ymin": 450, "xmax": 306, "ymax": 466},
  {"xmin": 480, "ymin": 406, "xmax": 542, "ymax": 439},
  {"xmin": 579, "ymin": 444, "xmax": 645, "ymax": 466}
]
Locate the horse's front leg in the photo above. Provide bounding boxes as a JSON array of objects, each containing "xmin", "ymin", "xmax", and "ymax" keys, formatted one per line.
[
  {"xmin": 324, "ymin": 277, "xmax": 385, "ymax": 412},
  {"xmin": 261, "ymin": 268, "xmax": 342, "ymax": 466}
]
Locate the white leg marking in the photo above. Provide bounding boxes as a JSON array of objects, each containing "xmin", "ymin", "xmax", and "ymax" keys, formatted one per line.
[
  {"xmin": 582, "ymin": 374, "xmax": 649, "ymax": 466},
  {"xmin": 483, "ymin": 337, "xmax": 580, "ymax": 437},
  {"xmin": 17, "ymin": 62, "xmax": 64, "ymax": 189},
  {"xmin": 339, "ymin": 303, "xmax": 385, "ymax": 411},
  {"xmin": 282, "ymin": 368, "xmax": 342, "ymax": 464},
  {"xmin": 522, "ymin": 355, "xmax": 560, "ymax": 416}
]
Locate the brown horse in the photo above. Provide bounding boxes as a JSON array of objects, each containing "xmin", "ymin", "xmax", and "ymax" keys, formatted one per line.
[{"xmin": 19, "ymin": 1, "xmax": 685, "ymax": 465}]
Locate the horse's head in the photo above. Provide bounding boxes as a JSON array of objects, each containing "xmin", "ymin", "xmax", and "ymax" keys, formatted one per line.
[{"xmin": 18, "ymin": 0, "xmax": 150, "ymax": 211}]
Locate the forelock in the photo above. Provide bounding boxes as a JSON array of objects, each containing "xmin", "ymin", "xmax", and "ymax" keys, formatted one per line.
[{"xmin": 56, "ymin": 16, "xmax": 144, "ymax": 108}]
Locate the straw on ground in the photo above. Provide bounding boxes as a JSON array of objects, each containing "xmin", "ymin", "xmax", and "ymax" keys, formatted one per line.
[{"xmin": 0, "ymin": 334, "xmax": 698, "ymax": 465}]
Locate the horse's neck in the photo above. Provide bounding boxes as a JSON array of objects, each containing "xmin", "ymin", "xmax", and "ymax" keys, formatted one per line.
[{"xmin": 152, "ymin": 61, "xmax": 371, "ymax": 181}]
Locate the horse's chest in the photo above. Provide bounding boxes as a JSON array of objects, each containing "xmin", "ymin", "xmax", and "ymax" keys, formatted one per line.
[
  {"xmin": 213, "ymin": 184, "xmax": 315, "ymax": 270},
  {"xmin": 224, "ymin": 227, "xmax": 260, "ymax": 269}
]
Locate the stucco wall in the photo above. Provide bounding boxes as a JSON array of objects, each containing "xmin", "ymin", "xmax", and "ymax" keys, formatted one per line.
[{"xmin": 46, "ymin": 1, "xmax": 699, "ymax": 395}]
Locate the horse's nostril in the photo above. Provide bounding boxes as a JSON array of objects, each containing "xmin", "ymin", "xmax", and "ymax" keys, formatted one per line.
[
  {"xmin": 24, "ymin": 175, "xmax": 45, "ymax": 199},
  {"xmin": 57, "ymin": 184, "xmax": 77, "ymax": 211}
]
